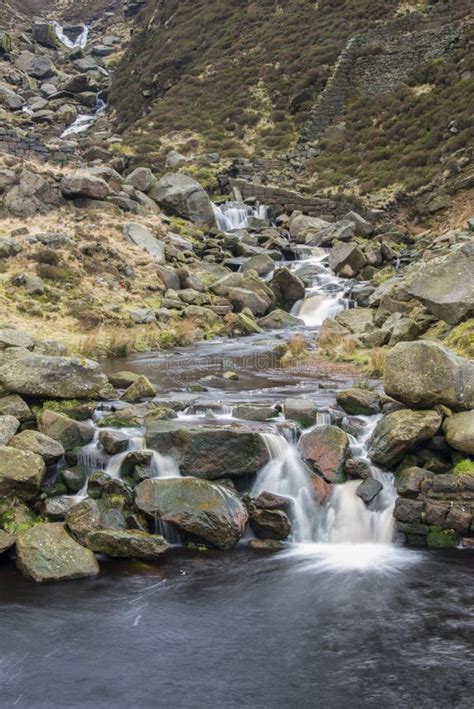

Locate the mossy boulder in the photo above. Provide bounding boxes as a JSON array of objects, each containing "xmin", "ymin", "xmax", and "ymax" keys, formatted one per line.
[
  {"xmin": 39, "ymin": 410, "xmax": 94, "ymax": 451},
  {"xmin": 66, "ymin": 495, "xmax": 141, "ymax": 546},
  {"xmin": 87, "ymin": 529, "xmax": 170, "ymax": 560},
  {"xmin": 8, "ymin": 430, "xmax": 65, "ymax": 465},
  {"xmin": 443, "ymin": 412, "xmax": 474, "ymax": 456},
  {"xmin": 16, "ymin": 523, "xmax": 99, "ymax": 582},
  {"xmin": 145, "ymin": 422, "xmax": 269, "ymax": 478},
  {"xmin": 0, "ymin": 446, "xmax": 45, "ymax": 500},
  {"xmin": 135, "ymin": 477, "xmax": 248, "ymax": 549},
  {"xmin": 336, "ymin": 388, "xmax": 381, "ymax": 416},
  {"xmin": 120, "ymin": 375, "xmax": 156, "ymax": 403},
  {"xmin": 369, "ymin": 409, "xmax": 442, "ymax": 469}
]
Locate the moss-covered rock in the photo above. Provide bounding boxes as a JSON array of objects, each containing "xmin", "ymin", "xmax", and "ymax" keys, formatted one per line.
[
  {"xmin": 87, "ymin": 529, "xmax": 169, "ymax": 561},
  {"xmin": 426, "ymin": 525, "xmax": 457, "ymax": 549},
  {"xmin": 0, "ymin": 446, "xmax": 45, "ymax": 500}
]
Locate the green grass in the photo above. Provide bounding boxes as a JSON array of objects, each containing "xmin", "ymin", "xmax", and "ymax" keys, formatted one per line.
[{"xmin": 453, "ymin": 459, "xmax": 474, "ymax": 477}]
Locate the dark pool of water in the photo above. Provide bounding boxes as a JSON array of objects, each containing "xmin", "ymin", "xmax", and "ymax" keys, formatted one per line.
[{"xmin": 1, "ymin": 547, "xmax": 473, "ymax": 708}]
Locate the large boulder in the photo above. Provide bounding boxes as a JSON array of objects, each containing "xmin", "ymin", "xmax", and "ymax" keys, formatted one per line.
[
  {"xmin": 0, "ymin": 353, "xmax": 109, "ymax": 399},
  {"xmin": 259, "ymin": 310, "xmax": 303, "ymax": 329},
  {"xmin": 123, "ymin": 222, "xmax": 165, "ymax": 263},
  {"xmin": 4, "ymin": 170, "xmax": 60, "ymax": 218},
  {"xmin": 405, "ymin": 243, "xmax": 474, "ymax": 324},
  {"xmin": 60, "ymin": 172, "xmax": 112, "ymax": 200},
  {"xmin": 249, "ymin": 508, "xmax": 291, "ymax": 541},
  {"xmin": 39, "ymin": 411, "xmax": 94, "ymax": 451},
  {"xmin": 0, "ymin": 327, "xmax": 34, "ymax": 350},
  {"xmin": 135, "ymin": 477, "xmax": 248, "ymax": 549},
  {"xmin": 336, "ymin": 388, "xmax": 381, "ymax": 416},
  {"xmin": 284, "ymin": 398, "xmax": 317, "ymax": 428},
  {"xmin": 32, "ymin": 20, "xmax": 59, "ymax": 48},
  {"xmin": 15, "ymin": 51, "xmax": 56, "ymax": 78},
  {"xmin": 0, "ymin": 415, "xmax": 20, "ymax": 445},
  {"xmin": 369, "ymin": 409, "xmax": 442, "ymax": 468},
  {"xmin": 8, "ymin": 430, "xmax": 65, "ymax": 465},
  {"xmin": 87, "ymin": 529, "xmax": 169, "ymax": 561},
  {"xmin": 66, "ymin": 496, "xmax": 134, "ymax": 546},
  {"xmin": 0, "ymin": 446, "xmax": 45, "ymax": 500},
  {"xmin": 150, "ymin": 173, "xmax": 215, "ymax": 226},
  {"xmin": 443, "ymin": 412, "xmax": 474, "ymax": 455},
  {"xmin": 384, "ymin": 342, "xmax": 474, "ymax": 411},
  {"xmin": 270, "ymin": 268, "xmax": 305, "ymax": 310},
  {"xmin": 329, "ymin": 241, "xmax": 366, "ymax": 277},
  {"xmin": 145, "ymin": 422, "xmax": 269, "ymax": 478},
  {"xmin": 298, "ymin": 425, "xmax": 349, "ymax": 483},
  {"xmin": 16, "ymin": 523, "xmax": 99, "ymax": 583}
]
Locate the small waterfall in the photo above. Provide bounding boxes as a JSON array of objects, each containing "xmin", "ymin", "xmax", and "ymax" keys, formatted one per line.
[
  {"xmin": 253, "ymin": 433, "xmax": 318, "ymax": 542},
  {"xmin": 149, "ymin": 451, "xmax": 181, "ymax": 478},
  {"xmin": 77, "ymin": 430, "xmax": 108, "ymax": 475},
  {"xmin": 53, "ymin": 22, "xmax": 89, "ymax": 49},
  {"xmin": 61, "ymin": 92, "xmax": 107, "ymax": 138},
  {"xmin": 315, "ymin": 411, "xmax": 332, "ymax": 427},
  {"xmin": 213, "ymin": 202, "xmax": 268, "ymax": 232},
  {"xmin": 292, "ymin": 253, "xmax": 350, "ymax": 327}
]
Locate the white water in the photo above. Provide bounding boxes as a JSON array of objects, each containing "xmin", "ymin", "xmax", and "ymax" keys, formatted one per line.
[
  {"xmin": 61, "ymin": 93, "xmax": 107, "ymax": 138},
  {"xmin": 291, "ymin": 253, "xmax": 349, "ymax": 327},
  {"xmin": 54, "ymin": 22, "xmax": 89, "ymax": 49},
  {"xmin": 253, "ymin": 415, "xmax": 397, "ymax": 553},
  {"xmin": 213, "ymin": 202, "xmax": 268, "ymax": 231}
]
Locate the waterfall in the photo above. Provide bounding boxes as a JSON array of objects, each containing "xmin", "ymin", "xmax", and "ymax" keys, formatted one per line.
[
  {"xmin": 61, "ymin": 92, "xmax": 107, "ymax": 138},
  {"xmin": 213, "ymin": 202, "xmax": 268, "ymax": 232},
  {"xmin": 291, "ymin": 253, "xmax": 350, "ymax": 327},
  {"xmin": 253, "ymin": 433, "xmax": 319, "ymax": 543},
  {"xmin": 253, "ymin": 414, "xmax": 397, "ymax": 547},
  {"xmin": 53, "ymin": 22, "xmax": 89, "ymax": 49}
]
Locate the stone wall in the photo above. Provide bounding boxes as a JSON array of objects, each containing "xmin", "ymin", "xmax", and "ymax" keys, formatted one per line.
[
  {"xmin": 299, "ymin": 0, "xmax": 471, "ymax": 145},
  {"xmin": 229, "ymin": 178, "xmax": 378, "ymax": 222},
  {"xmin": 0, "ymin": 126, "xmax": 75, "ymax": 164}
]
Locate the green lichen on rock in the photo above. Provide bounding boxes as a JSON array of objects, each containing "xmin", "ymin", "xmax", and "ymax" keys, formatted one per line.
[{"xmin": 426, "ymin": 525, "xmax": 457, "ymax": 549}]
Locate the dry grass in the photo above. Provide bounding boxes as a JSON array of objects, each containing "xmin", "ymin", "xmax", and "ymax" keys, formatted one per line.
[{"xmin": 366, "ymin": 348, "xmax": 386, "ymax": 377}]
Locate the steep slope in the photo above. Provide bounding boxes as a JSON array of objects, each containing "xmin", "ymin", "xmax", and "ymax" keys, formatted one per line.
[{"xmin": 110, "ymin": 0, "xmax": 403, "ymax": 161}]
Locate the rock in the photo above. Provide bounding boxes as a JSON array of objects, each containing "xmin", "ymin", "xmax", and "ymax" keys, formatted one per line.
[
  {"xmin": 165, "ymin": 150, "xmax": 188, "ymax": 168},
  {"xmin": 0, "ymin": 446, "xmax": 45, "ymax": 500},
  {"xmin": 0, "ymin": 394, "xmax": 32, "ymax": 422},
  {"xmin": 135, "ymin": 477, "xmax": 248, "ymax": 549},
  {"xmin": 249, "ymin": 509, "xmax": 291, "ymax": 540},
  {"xmin": 4, "ymin": 170, "xmax": 60, "ymax": 218},
  {"xmin": 445, "ymin": 506, "xmax": 472, "ymax": 535},
  {"xmin": 394, "ymin": 498, "xmax": 424, "ymax": 523},
  {"xmin": 8, "ymin": 430, "xmax": 65, "ymax": 465},
  {"xmin": 87, "ymin": 529, "xmax": 170, "ymax": 561},
  {"xmin": 443, "ymin": 412, "xmax": 474, "ymax": 455},
  {"xmin": 284, "ymin": 398, "xmax": 317, "ymax": 428},
  {"xmin": 369, "ymin": 409, "xmax": 442, "ymax": 468},
  {"xmin": 32, "ymin": 20, "xmax": 58, "ymax": 48},
  {"xmin": 60, "ymin": 173, "xmax": 112, "ymax": 200},
  {"xmin": 426, "ymin": 526, "xmax": 457, "ymax": 549},
  {"xmin": 121, "ymin": 375, "xmax": 157, "ymax": 402},
  {"xmin": 270, "ymin": 268, "xmax": 305, "ymax": 310},
  {"xmin": 344, "ymin": 457, "xmax": 373, "ymax": 479},
  {"xmin": 233, "ymin": 405, "xmax": 276, "ymax": 421},
  {"xmin": 343, "ymin": 211, "xmax": 374, "ymax": 236},
  {"xmin": 15, "ymin": 51, "xmax": 56, "ymax": 79},
  {"xmin": 335, "ymin": 308, "xmax": 374, "ymax": 334},
  {"xmin": 405, "ymin": 244, "xmax": 474, "ymax": 324},
  {"xmin": 0, "ymin": 530, "xmax": 15, "ymax": 555},
  {"xmin": 145, "ymin": 421, "xmax": 269, "ymax": 478},
  {"xmin": 150, "ymin": 173, "xmax": 215, "ymax": 226},
  {"xmin": 254, "ymin": 491, "xmax": 292, "ymax": 513},
  {"xmin": 298, "ymin": 425, "xmax": 349, "ymax": 483},
  {"xmin": 16, "ymin": 523, "xmax": 99, "ymax": 583},
  {"xmin": 129, "ymin": 308, "xmax": 156, "ymax": 324},
  {"xmin": 125, "ymin": 168, "xmax": 156, "ymax": 193},
  {"xmin": 329, "ymin": 241, "xmax": 366, "ymax": 277},
  {"xmin": 310, "ymin": 476, "xmax": 333, "ymax": 505},
  {"xmin": 388, "ymin": 317, "xmax": 420, "ymax": 346},
  {"xmin": 395, "ymin": 467, "xmax": 433, "ymax": 498},
  {"xmin": 0, "ymin": 328, "xmax": 35, "ymax": 350},
  {"xmin": 242, "ymin": 253, "xmax": 275, "ymax": 277},
  {"xmin": 384, "ymin": 342, "xmax": 474, "ymax": 411},
  {"xmin": 259, "ymin": 310, "xmax": 304, "ymax": 329},
  {"xmin": 356, "ymin": 477, "xmax": 383, "ymax": 503},
  {"xmin": 66, "ymin": 497, "xmax": 132, "ymax": 546},
  {"xmin": 124, "ymin": 222, "xmax": 165, "ymax": 263},
  {"xmin": 0, "ymin": 353, "xmax": 109, "ymax": 399},
  {"xmin": 228, "ymin": 288, "xmax": 270, "ymax": 316},
  {"xmin": 108, "ymin": 371, "xmax": 142, "ymax": 389},
  {"xmin": 39, "ymin": 496, "xmax": 77, "ymax": 522},
  {"xmin": 60, "ymin": 468, "xmax": 87, "ymax": 495},
  {"xmin": 289, "ymin": 214, "xmax": 331, "ymax": 242},
  {"xmin": 336, "ymin": 389, "xmax": 381, "ymax": 416},
  {"xmin": 39, "ymin": 411, "xmax": 94, "ymax": 451},
  {"xmin": 0, "ymin": 415, "xmax": 20, "ymax": 445},
  {"xmin": 99, "ymin": 430, "xmax": 129, "ymax": 456}
]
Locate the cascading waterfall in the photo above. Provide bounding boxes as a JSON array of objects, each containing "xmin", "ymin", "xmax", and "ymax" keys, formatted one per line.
[
  {"xmin": 53, "ymin": 22, "xmax": 89, "ymax": 49},
  {"xmin": 61, "ymin": 91, "xmax": 107, "ymax": 138},
  {"xmin": 213, "ymin": 202, "xmax": 268, "ymax": 232},
  {"xmin": 291, "ymin": 253, "xmax": 350, "ymax": 327}
]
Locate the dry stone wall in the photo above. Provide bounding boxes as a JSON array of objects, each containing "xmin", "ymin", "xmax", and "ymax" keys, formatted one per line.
[{"xmin": 0, "ymin": 126, "xmax": 75, "ymax": 164}]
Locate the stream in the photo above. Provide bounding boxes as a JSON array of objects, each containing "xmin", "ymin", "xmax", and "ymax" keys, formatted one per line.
[{"xmin": 0, "ymin": 205, "xmax": 473, "ymax": 707}]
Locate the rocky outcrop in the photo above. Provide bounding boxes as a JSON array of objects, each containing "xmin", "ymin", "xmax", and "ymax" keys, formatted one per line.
[
  {"xmin": 384, "ymin": 342, "xmax": 474, "ymax": 411},
  {"xmin": 135, "ymin": 477, "xmax": 248, "ymax": 549}
]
